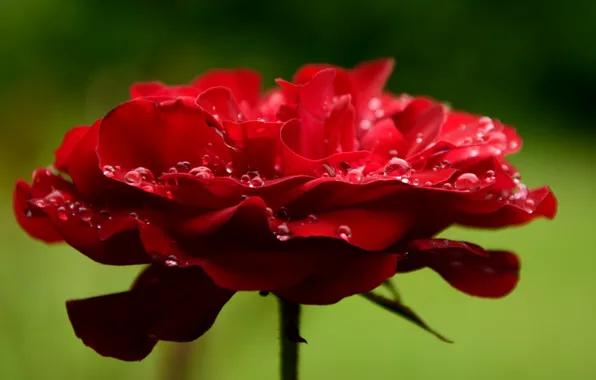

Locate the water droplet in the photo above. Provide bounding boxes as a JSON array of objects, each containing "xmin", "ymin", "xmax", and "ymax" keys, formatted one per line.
[
  {"xmin": 57, "ymin": 206, "xmax": 68, "ymax": 221},
  {"xmin": 275, "ymin": 223, "xmax": 291, "ymax": 241},
  {"xmin": 387, "ymin": 149, "xmax": 399, "ymax": 157},
  {"xmin": 142, "ymin": 185, "xmax": 154, "ymax": 193},
  {"xmin": 124, "ymin": 170, "xmax": 142, "ymax": 186},
  {"xmin": 202, "ymin": 154, "xmax": 211, "ymax": 166},
  {"xmin": 189, "ymin": 166, "xmax": 214, "ymax": 179},
  {"xmin": 129, "ymin": 212, "xmax": 139, "ymax": 219},
  {"xmin": 485, "ymin": 169, "xmax": 496, "ymax": 183},
  {"xmin": 102, "ymin": 165, "xmax": 116, "ymax": 177},
  {"xmin": 24, "ymin": 208, "xmax": 33, "ymax": 218},
  {"xmin": 454, "ymin": 173, "xmax": 481, "ymax": 191},
  {"xmin": 368, "ymin": 97, "xmax": 382, "ymax": 110},
  {"xmin": 240, "ymin": 174, "xmax": 251, "ymax": 184},
  {"xmin": 240, "ymin": 194, "xmax": 250, "ymax": 201},
  {"xmin": 134, "ymin": 167, "xmax": 154, "ymax": 181},
  {"xmin": 359, "ymin": 120, "xmax": 372, "ymax": 131},
  {"xmin": 346, "ymin": 169, "xmax": 364, "ymax": 184},
  {"xmin": 412, "ymin": 179, "xmax": 420, "ymax": 186},
  {"xmin": 415, "ymin": 133, "xmax": 424, "ymax": 144},
  {"xmin": 33, "ymin": 199, "xmax": 46, "ymax": 208},
  {"xmin": 306, "ymin": 214, "xmax": 318, "ymax": 223},
  {"xmin": 165, "ymin": 191, "xmax": 173, "ymax": 199},
  {"xmin": 524, "ymin": 198, "xmax": 536, "ymax": 212},
  {"xmin": 509, "ymin": 141, "xmax": 519, "ymax": 150},
  {"xmin": 225, "ymin": 162, "xmax": 234, "ymax": 174},
  {"xmin": 337, "ymin": 225, "xmax": 352, "ymax": 241},
  {"xmin": 176, "ymin": 161, "xmax": 191, "ymax": 172},
  {"xmin": 443, "ymin": 183, "xmax": 453, "ymax": 190},
  {"xmin": 424, "ymin": 181, "xmax": 432, "ymax": 186},
  {"xmin": 249, "ymin": 176, "xmax": 265, "ymax": 188},
  {"xmin": 168, "ymin": 167, "xmax": 178, "ymax": 174},
  {"xmin": 165, "ymin": 255, "xmax": 179, "ymax": 267},
  {"xmin": 374, "ymin": 109, "xmax": 385, "ymax": 118},
  {"xmin": 401, "ymin": 177, "xmax": 410, "ymax": 184},
  {"xmin": 512, "ymin": 172, "xmax": 521, "ymax": 181},
  {"xmin": 501, "ymin": 164, "xmax": 510, "ymax": 173},
  {"xmin": 384, "ymin": 157, "xmax": 411, "ymax": 177},
  {"xmin": 77, "ymin": 206, "xmax": 93, "ymax": 222},
  {"xmin": 99, "ymin": 209, "xmax": 112, "ymax": 220}
]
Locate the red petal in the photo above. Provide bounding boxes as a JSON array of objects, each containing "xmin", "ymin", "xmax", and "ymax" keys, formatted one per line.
[
  {"xmin": 360, "ymin": 118, "xmax": 409, "ymax": 164},
  {"xmin": 398, "ymin": 239, "xmax": 520, "ymax": 298},
  {"xmin": 351, "ymin": 58, "xmax": 395, "ymax": 115},
  {"xmin": 292, "ymin": 63, "xmax": 336, "ymax": 85},
  {"xmin": 276, "ymin": 252, "xmax": 398, "ymax": 305},
  {"xmin": 392, "ymin": 99, "xmax": 446, "ymax": 157},
  {"xmin": 54, "ymin": 126, "xmax": 91, "ymax": 172},
  {"xmin": 196, "ymin": 87, "xmax": 242, "ymax": 122},
  {"xmin": 13, "ymin": 180, "xmax": 62, "ymax": 243},
  {"xmin": 66, "ymin": 265, "xmax": 233, "ymax": 361},
  {"xmin": 97, "ymin": 97, "xmax": 232, "ymax": 179},
  {"xmin": 192, "ymin": 69, "xmax": 261, "ymax": 107}
]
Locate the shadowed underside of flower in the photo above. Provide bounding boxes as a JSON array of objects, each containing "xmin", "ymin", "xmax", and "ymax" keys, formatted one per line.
[{"xmin": 13, "ymin": 59, "xmax": 557, "ymax": 361}]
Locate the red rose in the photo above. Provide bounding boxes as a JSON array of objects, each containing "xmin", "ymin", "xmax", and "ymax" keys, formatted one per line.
[{"xmin": 14, "ymin": 59, "xmax": 556, "ymax": 361}]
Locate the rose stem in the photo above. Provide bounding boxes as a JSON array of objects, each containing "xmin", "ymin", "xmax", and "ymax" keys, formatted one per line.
[{"xmin": 279, "ymin": 297, "xmax": 301, "ymax": 380}]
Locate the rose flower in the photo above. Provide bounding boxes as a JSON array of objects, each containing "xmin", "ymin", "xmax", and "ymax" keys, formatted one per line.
[{"xmin": 13, "ymin": 59, "xmax": 556, "ymax": 361}]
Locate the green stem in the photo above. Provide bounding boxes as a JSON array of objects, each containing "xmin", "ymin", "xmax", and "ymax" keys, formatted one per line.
[
  {"xmin": 279, "ymin": 297, "xmax": 301, "ymax": 380},
  {"xmin": 161, "ymin": 342, "xmax": 194, "ymax": 380}
]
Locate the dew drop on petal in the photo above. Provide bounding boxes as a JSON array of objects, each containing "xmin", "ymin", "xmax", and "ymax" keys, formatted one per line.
[
  {"xmin": 306, "ymin": 214, "xmax": 318, "ymax": 223},
  {"xmin": 129, "ymin": 212, "xmax": 139, "ymax": 219},
  {"xmin": 225, "ymin": 162, "xmax": 234, "ymax": 174},
  {"xmin": 337, "ymin": 225, "xmax": 352, "ymax": 241},
  {"xmin": 202, "ymin": 154, "xmax": 211, "ymax": 166},
  {"xmin": 142, "ymin": 185, "xmax": 154, "ymax": 193},
  {"xmin": 443, "ymin": 183, "xmax": 453, "ymax": 190},
  {"xmin": 424, "ymin": 181, "xmax": 432, "ymax": 186},
  {"xmin": 275, "ymin": 223, "xmax": 291, "ymax": 241},
  {"xmin": 24, "ymin": 208, "xmax": 33, "ymax": 218},
  {"xmin": 77, "ymin": 206, "xmax": 93, "ymax": 222},
  {"xmin": 454, "ymin": 173, "xmax": 481, "ymax": 191},
  {"xmin": 189, "ymin": 166, "xmax": 214, "ymax": 179},
  {"xmin": 485, "ymin": 169, "xmax": 496, "ymax": 184},
  {"xmin": 164, "ymin": 255, "xmax": 179, "ymax": 267},
  {"xmin": 368, "ymin": 97, "xmax": 382, "ymax": 110},
  {"xmin": 388, "ymin": 149, "xmax": 399, "ymax": 157},
  {"xmin": 57, "ymin": 206, "xmax": 68, "ymax": 221},
  {"xmin": 102, "ymin": 165, "xmax": 116, "ymax": 177},
  {"xmin": 384, "ymin": 157, "xmax": 411, "ymax": 177},
  {"xmin": 99, "ymin": 209, "xmax": 112, "ymax": 220},
  {"xmin": 415, "ymin": 133, "xmax": 424, "ymax": 144},
  {"xmin": 249, "ymin": 176, "xmax": 265, "ymax": 188},
  {"xmin": 176, "ymin": 161, "xmax": 191, "ymax": 172},
  {"xmin": 134, "ymin": 167, "xmax": 154, "ymax": 181},
  {"xmin": 412, "ymin": 178, "xmax": 420, "ymax": 186},
  {"xmin": 359, "ymin": 120, "xmax": 372, "ymax": 131},
  {"xmin": 124, "ymin": 170, "xmax": 142, "ymax": 186},
  {"xmin": 346, "ymin": 169, "xmax": 364, "ymax": 184},
  {"xmin": 240, "ymin": 174, "xmax": 251, "ymax": 184},
  {"xmin": 33, "ymin": 199, "xmax": 46, "ymax": 208},
  {"xmin": 524, "ymin": 198, "xmax": 536, "ymax": 212}
]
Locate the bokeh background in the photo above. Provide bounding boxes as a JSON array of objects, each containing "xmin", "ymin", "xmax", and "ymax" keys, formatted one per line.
[{"xmin": 1, "ymin": 1, "xmax": 594, "ymax": 379}]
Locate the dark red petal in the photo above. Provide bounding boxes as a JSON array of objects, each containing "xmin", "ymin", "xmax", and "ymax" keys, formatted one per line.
[
  {"xmin": 276, "ymin": 252, "xmax": 398, "ymax": 305},
  {"xmin": 324, "ymin": 95, "xmax": 356, "ymax": 155},
  {"xmin": 288, "ymin": 207, "xmax": 414, "ymax": 251},
  {"xmin": 192, "ymin": 69, "xmax": 261, "ymax": 107},
  {"xmin": 456, "ymin": 186, "xmax": 557, "ymax": 228},
  {"xmin": 398, "ymin": 239, "xmax": 520, "ymax": 298},
  {"xmin": 21, "ymin": 169, "xmax": 150, "ymax": 265},
  {"xmin": 66, "ymin": 265, "xmax": 234, "ymax": 361},
  {"xmin": 13, "ymin": 180, "xmax": 62, "ymax": 243},
  {"xmin": 196, "ymin": 87, "xmax": 242, "ymax": 122},
  {"xmin": 54, "ymin": 126, "xmax": 91, "ymax": 172},
  {"xmin": 97, "ymin": 97, "xmax": 231, "ymax": 179}
]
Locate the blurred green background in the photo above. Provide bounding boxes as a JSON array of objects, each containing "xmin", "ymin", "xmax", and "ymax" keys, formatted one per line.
[{"xmin": 1, "ymin": 1, "xmax": 594, "ymax": 379}]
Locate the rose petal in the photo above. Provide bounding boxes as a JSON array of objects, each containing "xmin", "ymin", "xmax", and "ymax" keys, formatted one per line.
[
  {"xmin": 276, "ymin": 252, "xmax": 398, "ymax": 305},
  {"xmin": 97, "ymin": 97, "xmax": 232, "ymax": 179},
  {"xmin": 13, "ymin": 180, "xmax": 63, "ymax": 243},
  {"xmin": 54, "ymin": 126, "xmax": 91, "ymax": 172},
  {"xmin": 66, "ymin": 265, "xmax": 234, "ymax": 361},
  {"xmin": 398, "ymin": 239, "xmax": 520, "ymax": 298},
  {"xmin": 191, "ymin": 68, "xmax": 261, "ymax": 108},
  {"xmin": 196, "ymin": 87, "xmax": 242, "ymax": 122}
]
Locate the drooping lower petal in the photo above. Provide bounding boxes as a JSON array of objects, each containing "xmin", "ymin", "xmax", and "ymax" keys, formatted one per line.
[
  {"xmin": 66, "ymin": 265, "xmax": 234, "ymax": 361},
  {"xmin": 397, "ymin": 239, "xmax": 520, "ymax": 298}
]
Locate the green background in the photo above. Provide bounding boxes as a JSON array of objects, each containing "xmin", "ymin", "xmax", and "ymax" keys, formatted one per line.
[{"xmin": 1, "ymin": 1, "xmax": 594, "ymax": 379}]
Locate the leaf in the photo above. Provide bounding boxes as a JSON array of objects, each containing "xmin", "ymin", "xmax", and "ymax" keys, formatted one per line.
[{"xmin": 361, "ymin": 291, "xmax": 453, "ymax": 343}]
